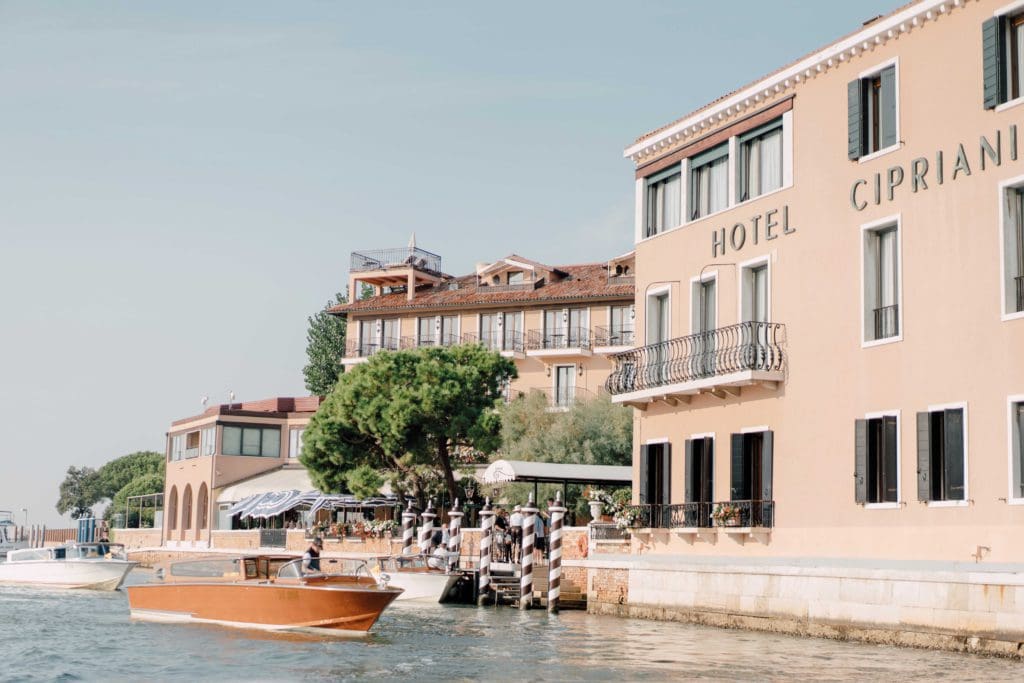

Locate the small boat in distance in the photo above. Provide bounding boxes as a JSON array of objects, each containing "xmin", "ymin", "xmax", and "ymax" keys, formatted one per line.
[
  {"xmin": 366, "ymin": 554, "xmax": 459, "ymax": 602},
  {"xmin": 0, "ymin": 511, "xmax": 27, "ymax": 557},
  {"xmin": 0, "ymin": 542, "xmax": 137, "ymax": 590},
  {"xmin": 127, "ymin": 555, "xmax": 402, "ymax": 634}
]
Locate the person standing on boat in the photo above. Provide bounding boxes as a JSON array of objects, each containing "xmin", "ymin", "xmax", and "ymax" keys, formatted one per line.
[{"xmin": 303, "ymin": 538, "xmax": 323, "ymax": 573}]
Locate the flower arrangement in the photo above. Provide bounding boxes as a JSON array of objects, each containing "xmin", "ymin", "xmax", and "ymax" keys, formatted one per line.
[
  {"xmin": 712, "ymin": 503, "xmax": 742, "ymax": 526},
  {"xmin": 365, "ymin": 519, "xmax": 397, "ymax": 538}
]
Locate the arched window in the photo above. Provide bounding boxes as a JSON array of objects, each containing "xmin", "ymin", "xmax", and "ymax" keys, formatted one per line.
[
  {"xmin": 181, "ymin": 485, "xmax": 193, "ymax": 535},
  {"xmin": 167, "ymin": 486, "xmax": 178, "ymax": 531},
  {"xmin": 197, "ymin": 483, "xmax": 208, "ymax": 531}
]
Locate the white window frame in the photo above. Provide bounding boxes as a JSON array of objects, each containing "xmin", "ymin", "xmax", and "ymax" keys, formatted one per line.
[
  {"xmin": 860, "ymin": 214, "xmax": 903, "ymax": 348},
  {"xmin": 643, "ymin": 437, "xmax": 670, "ymax": 445},
  {"xmin": 998, "ymin": 174, "xmax": 1024, "ymax": 321},
  {"xmin": 641, "ymin": 163, "xmax": 684, "ymax": 240},
  {"xmin": 289, "ymin": 427, "xmax": 306, "ymax": 459},
  {"xmin": 863, "ymin": 409, "xmax": 902, "ymax": 510},
  {"xmin": 925, "ymin": 401, "xmax": 969, "ymax": 508},
  {"xmin": 645, "ymin": 284, "xmax": 672, "ymax": 345},
  {"xmin": 856, "ymin": 57, "xmax": 901, "ymax": 164},
  {"xmin": 995, "ymin": 1, "xmax": 1024, "ymax": 112},
  {"xmin": 737, "ymin": 254, "xmax": 772, "ymax": 323},
  {"xmin": 689, "ymin": 271, "xmax": 718, "ymax": 335},
  {"xmin": 1008, "ymin": 394, "xmax": 1024, "ymax": 504},
  {"xmin": 551, "ymin": 363, "xmax": 576, "ymax": 412}
]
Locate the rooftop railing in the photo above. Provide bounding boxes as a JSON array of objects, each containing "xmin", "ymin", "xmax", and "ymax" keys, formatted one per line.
[
  {"xmin": 604, "ymin": 321, "xmax": 785, "ymax": 395},
  {"xmin": 349, "ymin": 247, "xmax": 442, "ymax": 274}
]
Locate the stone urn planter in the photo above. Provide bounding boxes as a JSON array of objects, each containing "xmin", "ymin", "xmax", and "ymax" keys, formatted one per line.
[{"xmin": 588, "ymin": 500, "xmax": 604, "ymax": 520}]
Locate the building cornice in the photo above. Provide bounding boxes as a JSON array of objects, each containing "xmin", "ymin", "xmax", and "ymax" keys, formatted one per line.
[{"xmin": 625, "ymin": 0, "xmax": 968, "ymax": 164}]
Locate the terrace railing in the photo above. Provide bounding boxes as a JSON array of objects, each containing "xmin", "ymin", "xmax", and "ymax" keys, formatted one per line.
[
  {"xmin": 605, "ymin": 321, "xmax": 785, "ymax": 395},
  {"xmin": 526, "ymin": 326, "xmax": 593, "ymax": 351},
  {"xmin": 349, "ymin": 247, "xmax": 442, "ymax": 274},
  {"xmin": 345, "ymin": 337, "xmax": 401, "ymax": 358},
  {"xmin": 711, "ymin": 500, "xmax": 775, "ymax": 528},
  {"xmin": 616, "ymin": 501, "xmax": 772, "ymax": 529},
  {"xmin": 594, "ymin": 325, "xmax": 635, "ymax": 348}
]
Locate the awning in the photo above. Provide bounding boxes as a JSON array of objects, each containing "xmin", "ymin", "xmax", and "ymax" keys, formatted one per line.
[
  {"xmin": 217, "ymin": 466, "xmax": 316, "ymax": 503},
  {"xmin": 226, "ymin": 490, "xmax": 320, "ymax": 519},
  {"xmin": 481, "ymin": 459, "xmax": 632, "ymax": 486}
]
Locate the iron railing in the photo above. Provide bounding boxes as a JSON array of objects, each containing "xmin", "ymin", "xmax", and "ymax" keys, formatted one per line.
[
  {"xmin": 590, "ymin": 523, "xmax": 630, "ymax": 541},
  {"xmin": 461, "ymin": 330, "xmax": 526, "ymax": 354},
  {"xmin": 1015, "ymin": 275, "xmax": 1024, "ymax": 313},
  {"xmin": 710, "ymin": 500, "xmax": 774, "ymax": 528},
  {"xmin": 873, "ymin": 304, "xmax": 899, "ymax": 339},
  {"xmin": 345, "ymin": 337, "xmax": 401, "ymax": 358},
  {"xmin": 594, "ymin": 325, "xmax": 635, "ymax": 348},
  {"xmin": 618, "ymin": 501, "xmax": 772, "ymax": 529},
  {"xmin": 605, "ymin": 321, "xmax": 786, "ymax": 395},
  {"xmin": 526, "ymin": 326, "xmax": 593, "ymax": 351},
  {"xmin": 349, "ymin": 247, "xmax": 442, "ymax": 274}
]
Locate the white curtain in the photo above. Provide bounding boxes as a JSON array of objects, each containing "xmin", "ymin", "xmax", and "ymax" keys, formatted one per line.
[
  {"xmin": 746, "ymin": 141, "xmax": 761, "ymax": 200},
  {"xmin": 752, "ymin": 267, "xmax": 768, "ymax": 323},
  {"xmin": 708, "ymin": 157, "xmax": 728, "ymax": 214},
  {"xmin": 878, "ymin": 229, "xmax": 897, "ymax": 308},
  {"xmin": 662, "ymin": 174, "xmax": 681, "ymax": 230},
  {"xmin": 1016, "ymin": 23, "xmax": 1024, "ymax": 97},
  {"xmin": 759, "ymin": 129, "xmax": 783, "ymax": 194}
]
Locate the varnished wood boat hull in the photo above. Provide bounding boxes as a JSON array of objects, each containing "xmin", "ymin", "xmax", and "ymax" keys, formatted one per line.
[{"xmin": 126, "ymin": 582, "xmax": 401, "ymax": 632}]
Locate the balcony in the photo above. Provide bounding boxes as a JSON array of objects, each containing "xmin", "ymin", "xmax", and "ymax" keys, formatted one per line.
[
  {"xmin": 523, "ymin": 386, "xmax": 601, "ymax": 411},
  {"xmin": 1016, "ymin": 275, "xmax": 1024, "ymax": 313},
  {"xmin": 526, "ymin": 327, "xmax": 593, "ymax": 359},
  {"xmin": 341, "ymin": 337, "xmax": 401, "ymax": 365},
  {"xmin": 398, "ymin": 333, "xmax": 462, "ymax": 350},
  {"xmin": 349, "ymin": 247, "xmax": 442, "ymax": 275},
  {"xmin": 624, "ymin": 500, "xmax": 774, "ymax": 532},
  {"xmin": 593, "ymin": 325, "xmax": 635, "ymax": 353},
  {"xmin": 605, "ymin": 321, "xmax": 786, "ymax": 407},
  {"xmin": 462, "ymin": 331, "xmax": 525, "ymax": 358}
]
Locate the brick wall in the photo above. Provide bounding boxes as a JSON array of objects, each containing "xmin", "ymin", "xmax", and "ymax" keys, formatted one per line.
[
  {"xmin": 590, "ymin": 567, "xmax": 629, "ymax": 607},
  {"xmin": 111, "ymin": 528, "xmax": 162, "ymax": 549}
]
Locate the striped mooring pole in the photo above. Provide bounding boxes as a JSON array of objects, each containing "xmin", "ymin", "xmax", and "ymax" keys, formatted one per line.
[
  {"xmin": 478, "ymin": 498, "xmax": 494, "ymax": 605},
  {"xmin": 447, "ymin": 498, "xmax": 463, "ymax": 571},
  {"xmin": 420, "ymin": 499, "xmax": 436, "ymax": 556},
  {"xmin": 401, "ymin": 501, "xmax": 416, "ymax": 556},
  {"xmin": 520, "ymin": 493, "xmax": 538, "ymax": 610},
  {"xmin": 547, "ymin": 491, "xmax": 567, "ymax": 613}
]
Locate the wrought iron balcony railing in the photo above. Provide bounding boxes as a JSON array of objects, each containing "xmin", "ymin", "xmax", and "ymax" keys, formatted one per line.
[
  {"xmin": 619, "ymin": 501, "xmax": 773, "ymax": 529},
  {"xmin": 461, "ymin": 331, "xmax": 525, "ymax": 353},
  {"xmin": 526, "ymin": 326, "xmax": 593, "ymax": 351},
  {"xmin": 350, "ymin": 247, "xmax": 442, "ymax": 274},
  {"xmin": 345, "ymin": 337, "xmax": 400, "ymax": 358},
  {"xmin": 710, "ymin": 500, "xmax": 774, "ymax": 528},
  {"xmin": 873, "ymin": 304, "xmax": 899, "ymax": 340},
  {"xmin": 594, "ymin": 325, "xmax": 635, "ymax": 348},
  {"xmin": 604, "ymin": 321, "xmax": 785, "ymax": 395},
  {"xmin": 527, "ymin": 386, "xmax": 600, "ymax": 409},
  {"xmin": 1016, "ymin": 275, "xmax": 1024, "ymax": 313}
]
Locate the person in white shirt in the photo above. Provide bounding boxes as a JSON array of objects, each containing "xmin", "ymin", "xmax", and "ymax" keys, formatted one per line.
[{"xmin": 509, "ymin": 505, "xmax": 523, "ymax": 563}]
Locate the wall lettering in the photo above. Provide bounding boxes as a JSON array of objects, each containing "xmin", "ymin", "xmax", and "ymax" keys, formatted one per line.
[{"xmin": 712, "ymin": 205, "xmax": 794, "ymax": 257}]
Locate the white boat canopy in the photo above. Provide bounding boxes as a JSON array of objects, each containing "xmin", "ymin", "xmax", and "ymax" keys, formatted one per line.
[
  {"xmin": 480, "ymin": 459, "xmax": 631, "ymax": 486},
  {"xmin": 217, "ymin": 466, "xmax": 315, "ymax": 503}
]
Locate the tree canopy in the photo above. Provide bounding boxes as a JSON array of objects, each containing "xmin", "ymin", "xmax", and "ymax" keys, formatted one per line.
[
  {"xmin": 56, "ymin": 466, "xmax": 100, "ymax": 519},
  {"xmin": 301, "ymin": 344, "xmax": 517, "ymax": 505},
  {"xmin": 303, "ymin": 291, "xmax": 348, "ymax": 396},
  {"xmin": 56, "ymin": 451, "xmax": 165, "ymax": 520}
]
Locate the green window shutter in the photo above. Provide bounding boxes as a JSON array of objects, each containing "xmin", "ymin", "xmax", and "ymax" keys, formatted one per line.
[
  {"xmin": 883, "ymin": 415, "xmax": 899, "ymax": 503},
  {"xmin": 916, "ymin": 412, "xmax": 931, "ymax": 502},
  {"xmin": 760, "ymin": 431, "xmax": 774, "ymax": 502},
  {"xmin": 854, "ymin": 419, "xmax": 868, "ymax": 504},
  {"xmin": 880, "ymin": 66, "xmax": 897, "ymax": 149},
  {"xmin": 683, "ymin": 439, "xmax": 694, "ymax": 503},
  {"xmin": 638, "ymin": 444, "xmax": 650, "ymax": 504},
  {"xmin": 943, "ymin": 408, "xmax": 965, "ymax": 500},
  {"xmin": 848, "ymin": 79, "xmax": 865, "ymax": 160},
  {"xmin": 702, "ymin": 437, "xmax": 715, "ymax": 503},
  {"xmin": 983, "ymin": 16, "xmax": 1006, "ymax": 110},
  {"xmin": 661, "ymin": 443, "xmax": 672, "ymax": 507},
  {"xmin": 730, "ymin": 433, "xmax": 745, "ymax": 501}
]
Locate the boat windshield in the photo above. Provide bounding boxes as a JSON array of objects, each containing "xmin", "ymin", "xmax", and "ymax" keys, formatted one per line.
[
  {"xmin": 6, "ymin": 548, "xmax": 52, "ymax": 562},
  {"xmin": 393, "ymin": 555, "xmax": 431, "ymax": 570},
  {"xmin": 169, "ymin": 558, "xmax": 245, "ymax": 579},
  {"xmin": 277, "ymin": 557, "xmax": 371, "ymax": 580},
  {"xmin": 75, "ymin": 543, "xmax": 127, "ymax": 560}
]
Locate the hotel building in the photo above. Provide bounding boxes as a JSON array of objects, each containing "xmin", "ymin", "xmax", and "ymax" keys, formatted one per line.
[
  {"xmin": 331, "ymin": 247, "xmax": 636, "ymax": 408},
  {"xmin": 602, "ymin": 0, "xmax": 1024, "ymax": 564}
]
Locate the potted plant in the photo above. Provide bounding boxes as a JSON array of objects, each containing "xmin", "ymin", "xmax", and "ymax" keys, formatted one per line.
[
  {"xmin": 712, "ymin": 503, "xmax": 742, "ymax": 527},
  {"xmin": 587, "ymin": 488, "xmax": 606, "ymax": 521}
]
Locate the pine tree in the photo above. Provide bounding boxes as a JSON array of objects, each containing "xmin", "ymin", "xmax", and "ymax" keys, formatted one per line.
[{"xmin": 302, "ymin": 292, "xmax": 348, "ymax": 396}]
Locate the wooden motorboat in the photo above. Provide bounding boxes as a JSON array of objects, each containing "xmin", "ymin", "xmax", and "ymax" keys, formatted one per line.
[
  {"xmin": 126, "ymin": 555, "xmax": 403, "ymax": 633},
  {"xmin": 0, "ymin": 542, "xmax": 137, "ymax": 590}
]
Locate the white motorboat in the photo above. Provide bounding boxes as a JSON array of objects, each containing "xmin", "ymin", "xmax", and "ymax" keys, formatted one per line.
[
  {"xmin": 367, "ymin": 554, "xmax": 459, "ymax": 602},
  {"xmin": 0, "ymin": 541, "xmax": 137, "ymax": 590},
  {"xmin": 0, "ymin": 511, "xmax": 27, "ymax": 556}
]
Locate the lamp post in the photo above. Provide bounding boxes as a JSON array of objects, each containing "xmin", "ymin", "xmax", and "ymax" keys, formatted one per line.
[{"xmin": 21, "ymin": 508, "xmax": 27, "ymax": 527}]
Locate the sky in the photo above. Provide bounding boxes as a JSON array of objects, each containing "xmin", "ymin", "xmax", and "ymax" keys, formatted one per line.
[{"xmin": 0, "ymin": 0, "xmax": 899, "ymax": 525}]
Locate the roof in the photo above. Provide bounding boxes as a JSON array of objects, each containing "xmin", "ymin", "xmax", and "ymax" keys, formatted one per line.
[
  {"xmin": 480, "ymin": 459, "xmax": 632, "ymax": 486},
  {"xmin": 334, "ymin": 262, "xmax": 633, "ymax": 315},
  {"xmin": 171, "ymin": 396, "xmax": 323, "ymax": 427},
  {"xmin": 217, "ymin": 466, "xmax": 315, "ymax": 503},
  {"xmin": 627, "ymin": 0, "xmax": 944, "ymax": 161}
]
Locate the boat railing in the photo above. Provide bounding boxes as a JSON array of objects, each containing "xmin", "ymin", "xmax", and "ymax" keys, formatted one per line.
[{"xmin": 276, "ymin": 557, "xmax": 374, "ymax": 581}]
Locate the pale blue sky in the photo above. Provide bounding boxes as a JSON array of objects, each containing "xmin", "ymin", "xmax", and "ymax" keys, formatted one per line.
[{"xmin": 0, "ymin": 1, "xmax": 897, "ymax": 525}]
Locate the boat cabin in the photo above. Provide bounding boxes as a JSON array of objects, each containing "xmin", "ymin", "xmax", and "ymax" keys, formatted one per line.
[{"xmin": 6, "ymin": 543, "xmax": 127, "ymax": 563}]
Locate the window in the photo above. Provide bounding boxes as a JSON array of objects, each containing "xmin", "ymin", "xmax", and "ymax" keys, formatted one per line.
[
  {"xmin": 740, "ymin": 262, "xmax": 769, "ymax": 323},
  {"xmin": 439, "ymin": 315, "xmax": 458, "ymax": 346},
  {"xmin": 1010, "ymin": 399, "xmax": 1024, "ymax": 501},
  {"xmin": 417, "ymin": 317, "xmax": 434, "ymax": 346},
  {"xmin": 480, "ymin": 313, "xmax": 500, "ymax": 350},
  {"xmin": 359, "ymin": 320, "xmax": 377, "ymax": 356},
  {"xmin": 200, "ymin": 426, "xmax": 216, "ymax": 456},
  {"xmin": 855, "ymin": 415, "xmax": 898, "ymax": 505},
  {"xmin": 382, "ymin": 319, "xmax": 399, "ymax": 350},
  {"xmin": 544, "ymin": 309, "xmax": 564, "ymax": 348},
  {"xmin": 181, "ymin": 485, "xmax": 193, "ymax": 532},
  {"xmin": 507, "ymin": 271, "xmax": 524, "ymax": 285},
  {"xmin": 848, "ymin": 63, "xmax": 897, "ymax": 159},
  {"xmin": 738, "ymin": 119, "xmax": 783, "ymax": 201},
  {"xmin": 645, "ymin": 165, "xmax": 681, "ymax": 237},
  {"xmin": 684, "ymin": 436, "xmax": 714, "ymax": 527},
  {"xmin": 916, "ymin": 407, "xmax": 966, "ymax": 503},
  {"xmin": 863, "ymin": 221, "xmax": 900, "ymax": 343},
  {"xmin": 983, "ymin": 14, "xmax": 1024, "ymax": 108},
  {"xmin": 689, "ymin": 144, "xmax": 729, "ymax": 220},
  {"xmin": 729, "ymin": 431, "xmax": 774, "ymax": 526},
  {"xmin": 639, "ymin": 443, "xmax": 671, "ymax": 508},
  {"xmin": 567, "ymin": 308, "xmax": 588, "ymax": 346},
  {"xmin": 289, "ymin": 428, "xmax": 306, "ymax": 459},
  {"xmin": 1003, "ymin": 185, "xmax": 1024, "ymax": 316},
  {"xmin": 553, "ymin": 365, "xmax": 575, "ymax": 408},
  {"xmin": 197, "ymin": 484, "xmax": 209, "ymax": 531},
  {"xmin": 169, "ymin": 434, "xmax": 184, "ymax": 461},
  {"xmin": 222, "ymin": 425, "xmax": 281, "ymax": 457},
  {"xmin": 502, "ymin": 311, "xmax": 522, "ymax": 351},
  {"xmin": 609, "ymin": 304, "xmax": 635, "ymax": 346},
  {"xmin": 692, "ymin": 276, "xmax": 717, "ymax": 376}
]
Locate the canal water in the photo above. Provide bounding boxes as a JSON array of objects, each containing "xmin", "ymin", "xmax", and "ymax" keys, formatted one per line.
[{"xmin": 0, "ymin": 571, "xmax": 1020, "ymax": 682}]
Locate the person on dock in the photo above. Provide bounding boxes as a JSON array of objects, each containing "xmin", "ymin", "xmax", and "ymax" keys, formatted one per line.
[
  {"xmin": 493, "ymin": 508, "xmax": 508, "ymax": 562},
  {"xmin": 302, "ymin": 538, "xmax": 323, "ymax": 573},
  {"xmin": 534, "ymin": 510, "xmax": 546, "ymax": 563},
  {"xmin": 509, "ymin": 505, "xmax": 523, "ymax": 563}
]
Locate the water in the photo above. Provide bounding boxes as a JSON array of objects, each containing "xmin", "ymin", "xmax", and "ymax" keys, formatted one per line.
[{"xmin": 0, "ymin": 570, "xmax": 1020, "ymax": 682}]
